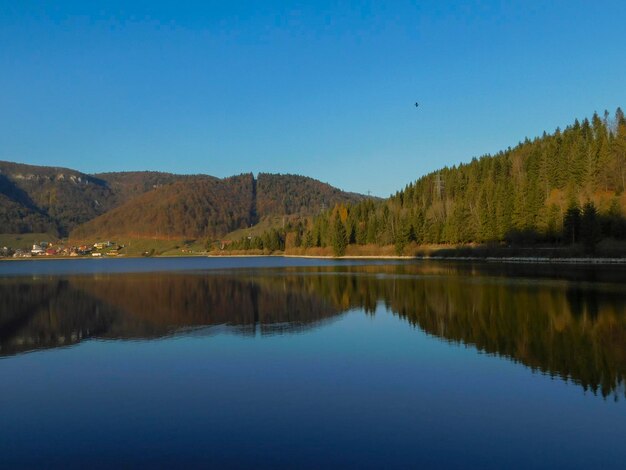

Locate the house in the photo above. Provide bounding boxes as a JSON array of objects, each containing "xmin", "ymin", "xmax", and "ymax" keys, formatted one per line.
[
  {"xmin": 77, "ymin": 245, "xmax": 91, "ymax": 254},
  {"xmin": 31, "ymin": 244, "xmax": 45, "ymax": 255},
  {"xmin": 94, "ymin": 241, "xmax": 114, "ymax": 250}
]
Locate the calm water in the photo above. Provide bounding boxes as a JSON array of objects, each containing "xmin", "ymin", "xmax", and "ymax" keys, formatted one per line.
[{"xmin": 1, "ymin": 257, "xmax": 625, "ymax": 468}]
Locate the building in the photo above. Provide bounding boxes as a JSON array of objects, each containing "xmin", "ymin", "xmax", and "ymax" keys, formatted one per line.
[{"xmin": 94, "ymin": 241, "xmax": 114, "ymax": 250}]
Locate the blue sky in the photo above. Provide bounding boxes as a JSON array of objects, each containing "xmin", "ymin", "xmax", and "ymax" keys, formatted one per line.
[{"xmin": 1, "ymin": 1, "xmax": 625, "ymax": 196}]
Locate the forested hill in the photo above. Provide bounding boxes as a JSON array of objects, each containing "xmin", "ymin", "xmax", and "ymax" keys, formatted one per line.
[
  {"xmin": 256, "ymin": 173, "xmax": 364, "ymax": 217},
  {"xmin": 387, "ymin": 108, "xmax": 626, "ymax": 245},
  {"xmin": 70, "ymin": 173, "xmax": 365, "ymax": 240},
  {"xmin": 71, "ymin": 174, "xmax": 254, "ymax": 239},
  {"xmin": 0, "ymin": 161, "xmax": 365, "ymax": 238},
  {"xmin": 0, "ymin": 161, "xmax": 187, "ymax": 236},
  {"xmin": 227, "ymin": 108, "xmax": 626, "ymax": 254},
  {"xmin": 0, "ymin": 161, "xmax": 114, "ymax": 236}
]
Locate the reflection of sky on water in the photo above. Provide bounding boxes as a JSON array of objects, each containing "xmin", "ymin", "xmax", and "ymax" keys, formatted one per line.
[
  {"xmin": 0, "ymin": 255, "xmax": 408, "ymax": 277},
  {"xmin": 1, "ymin": 306, "xmax": 625, "ymax": 468}
]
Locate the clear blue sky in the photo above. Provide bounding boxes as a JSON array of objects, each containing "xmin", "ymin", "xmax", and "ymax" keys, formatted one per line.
[{"xmin": 1, "ymin": 1, "xmax": 625, "ymax": 196}]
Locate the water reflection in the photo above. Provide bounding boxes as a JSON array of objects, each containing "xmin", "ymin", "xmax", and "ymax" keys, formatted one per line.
[{"xmin": 1, "ymin": 263, "xmax": 625, "ymax": 397}]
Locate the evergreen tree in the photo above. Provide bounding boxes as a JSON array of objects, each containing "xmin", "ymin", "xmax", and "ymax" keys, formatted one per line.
[
  {"xmin": 303, "ymin": 231, "xmax": 314, "ymax": 248},
  {"xmin": 546, "ymin": 204, "xmax": 561, "ymax": 241},
  {"xmin": 413, "ymin": 209, "xmax": 425, "ymax": 243},
  {"xmin": 563, "ymin": 205, "xmax": 581, "ymax": 245},
  {"xmin": 606, "ymin": 199, "xmax": 625, "ymax": 238},
  {"xmin": 613, "ymin": 117, "xmax": 626, "ymax": 192},
  {"xmin": 581, "ymin": 201, "xmax": 601, "ymax": 254},
  {"xmin": 394, "ymin": 218, "xmax": 412, "ymax": 255},
  {"xmin": 294, "ymin": 230, "xmax": 302, "ymax": 248},
  {"xmin": 331, "ymin": 214, "xmax": 347, "ymax": 256},
  {"xmin": 366, "ymin": 215, "xmax": 378, "ymax": 244}
]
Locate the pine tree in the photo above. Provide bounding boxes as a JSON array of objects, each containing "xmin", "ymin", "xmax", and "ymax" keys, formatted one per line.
[
  {"xmin": 580, "ymin": 201, "xmax": 601, "ymax": 254},
  {"xmin": 331, "ymin": 214, "xmax": 347, "ymax": 257},
  {"xmin": 545, "ymin": 204, "xmax": 561, "ymax": 241},
  {"xmin": 394, "ymin": 218, "xmax": 412, "ymax": 255},
  {"xmin": 366, "ymin": 215, "xmax": 378, "ymax": 244},
  {"xmin": 613, "ymin": 117, "xmax": 626, "ymax": 192},
  {"xmin": 563, "ymin": 205, "xmax": 581, "ymax": 245},
  {"xmin": 606, "ymin": 198, "xmax": 625, "ymax": 238},
  {"xmin": 413, "ymin": 209, "xmax": 425, "ymax": 243},
  {"xmin": 294, "ymin": 230, "xmax": 302, "ymax": 248},
  {"xmin": 303, "ymin": 231, "xmax": 314, "ymax": 248}
]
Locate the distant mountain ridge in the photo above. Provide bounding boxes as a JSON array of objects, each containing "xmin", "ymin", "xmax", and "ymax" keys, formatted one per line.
[
  {"xmin": 72, "ymin": 173, "xmax": 366, "ymax": 239},
  {"xmin": 0, "ymin": 161, "xmax": 366, "ymax": 238}
]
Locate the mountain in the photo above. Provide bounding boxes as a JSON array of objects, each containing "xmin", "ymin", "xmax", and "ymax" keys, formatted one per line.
[
  {"xmin": 0, "ymin": 161, "xmax": 194, "ymax": 236},
  {"xmin": 0, "ymin": 161, "xmax": 366, "ymax": 239},
  {"xmin": 71, "ymin": 173, "xmax": 366, "ymax": 240}
]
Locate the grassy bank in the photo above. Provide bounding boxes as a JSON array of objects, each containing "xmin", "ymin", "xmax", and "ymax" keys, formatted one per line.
[
  {"xmin": 81, "ymin": 237, "xmax": 209, "ymax": 257},
  {"xmin": 0, "ymin": 233, "xmax": 59, "ymax": 250},
  {"xmin": 212, "ymin": 240, "xmax": 626, "ymax": 261}
]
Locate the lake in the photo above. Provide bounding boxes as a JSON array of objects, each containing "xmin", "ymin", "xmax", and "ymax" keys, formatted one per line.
[{"xmin": 1, "ymin": 257, "xmax": 625, "ymax": 468}]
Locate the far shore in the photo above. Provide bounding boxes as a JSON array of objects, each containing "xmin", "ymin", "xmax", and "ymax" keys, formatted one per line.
[
  {"xmin": 3, "ymin": 252, "xmax": 626, "ymax": 266},
  {"xmin": 287, "ymin": 254, "xmax": 626, "ymax": 264}
]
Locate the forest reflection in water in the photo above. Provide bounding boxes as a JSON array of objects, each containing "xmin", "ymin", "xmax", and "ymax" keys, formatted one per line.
[{"xmin": 1, "ymin": 262, "xmax": 625, "ymax": 398}]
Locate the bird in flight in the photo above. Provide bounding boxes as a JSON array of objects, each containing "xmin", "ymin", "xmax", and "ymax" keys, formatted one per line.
[{"xmin": 415, "ymin": 102, "xmax": 419, "ymax": 108}]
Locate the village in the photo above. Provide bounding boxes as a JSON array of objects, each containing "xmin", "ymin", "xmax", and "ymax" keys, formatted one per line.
[{"xmin": 1, "ymin": 240, "xmax": 122, "ymax": 258}]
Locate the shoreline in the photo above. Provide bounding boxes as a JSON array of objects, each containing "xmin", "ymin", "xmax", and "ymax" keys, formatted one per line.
[
  {"xmin": 2, "ymin": 253, "xmax": 626, "ymax": 265},
  {"xmin": 288, "ymin": 254, "xmax": 626, "ymax": 264}
]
